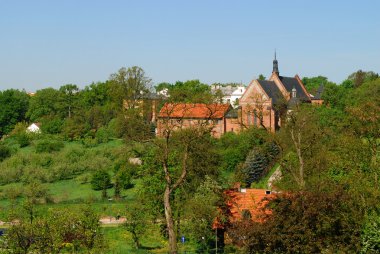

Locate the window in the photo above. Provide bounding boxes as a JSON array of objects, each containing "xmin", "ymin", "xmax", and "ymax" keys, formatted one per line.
[{"xmin": 253, "ymin": 110, "xmax": 257, "ymax": 126}]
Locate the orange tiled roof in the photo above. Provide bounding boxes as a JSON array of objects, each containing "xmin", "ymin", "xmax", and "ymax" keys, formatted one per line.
[
  {"xmin": 226, "ymin": 188, "xmax": 273, "ymax": 222},
  {"xmin": 158, "ymin": 103, "xmax": 231, "ymax": 119}
]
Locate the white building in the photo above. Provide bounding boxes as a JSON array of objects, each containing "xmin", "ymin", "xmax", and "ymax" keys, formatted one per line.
[
  {"xmin": 211, "ymin": 85, "xmax": 246, "ymax": 107},
  {"xmin": 26, "ymin": 123, "xmax": 41, "ymax": 133}
]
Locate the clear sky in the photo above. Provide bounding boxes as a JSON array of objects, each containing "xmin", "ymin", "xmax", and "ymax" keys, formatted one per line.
[{"xmin": 1, "ymin": 0, "xmax": 379, "ymax": 91}]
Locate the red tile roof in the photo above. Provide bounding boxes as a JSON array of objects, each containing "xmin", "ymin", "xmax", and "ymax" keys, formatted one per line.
[
  {"xmin": 225, "ymin": 188, "xmax": 273, "ymax": 222},
  {"xmin": 158, "ymin": 103, "xmax": 231, "ymax": 119}
]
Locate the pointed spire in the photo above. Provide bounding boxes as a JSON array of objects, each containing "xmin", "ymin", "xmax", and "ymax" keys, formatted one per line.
[{"xmin": 273, "ymin": 50, "xmax": 279, "ymax": 75}]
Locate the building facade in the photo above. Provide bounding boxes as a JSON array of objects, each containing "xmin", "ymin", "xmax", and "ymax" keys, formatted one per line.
[
  {"xmin": 156, "ymin": 103, "xmax": 240, "ymax": 138},
  {"xmin": 239, "ymin": 54, "xmax": 314, "ymax": 132},
  {"xmin": 156, "ymin": 55, "xmax": 322, "ymax": 136}
]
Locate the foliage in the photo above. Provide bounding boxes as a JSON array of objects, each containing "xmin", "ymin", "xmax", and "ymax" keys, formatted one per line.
[
  {"xmin": 109, "ymin": 66, "xmax": 152, "ymax": 109},
  {"xmin": 35, "ymin": 139, "xmax": 64, "ymax": 153},
  {"xmin": 59, "ymin": 84, "xmax": 79, "ymax": 118},
  {"xmin": 0, "ymin": 89, "xmax": 29, "ymax": 138},
  {"xmin": 4, "ymin": 206, "xmax": 105, "ymax": 254},
  {"xmin": 183, "ymin": 176, "xmax": 224, "ymax": 252},
  {"xmin": 124, "ymin": 201, "xmax": 151, "ymax": 249},
  {"xmin": 347, "ymin": 69, "xmax": 379, "ymax": 88},
  {"xmin": 91, "ymin": 170, "xmax": 113, "ymax": 199},
  {"xmin": 228, "ymin": 189, "xmax": 363, "ymax": 253},
  {"xmin": 16, "ymin": 132, "xmax": 31, "ymax": 147},
  {"xmin": 113, "ymin": 160, "xmax": 135, "ymax": 198},
  {"xmin": 40, "ymin": 117, "xmax": 64, "ymax": 134},
  {"xmin": 258, "ymin": 74, "xmax": 266, "ymax": 80},
  {"xmin": 119, "ymin": 110, "xmax": 154, "ymax": 142},
  {"xmin": 26, "ymin": 88, "xmax": 61, "ymax": 121},
  {"xmin": 163, "ymin": 80, "xmax": 214, "ymax": 103},
  {"xmin": 0, "ymin": 144, "xmax": 11, "ymax": 162},
  {"xmin": 345, "ymin": 78, "xmax": 379, "ymax": 168},
  {"xmin": 302, "ymin": 75, "xmax": 328, "ymax": 94},
  {"xmin": 140, "ymin": 127, "xmax": 221, "ymax": 253},
  {"xmin": 62, "ymin": 116, "xmax": 91, "ymax": 141},
  {"xmin": 218, "ymin": 128, "xmax": 271, "ymax": 173},
  {"xmin": 242, "ymin": 142, "xmax": 279, "ymax": 186},
  {"xmin": 361, "ymin": 212, "xmax": 380, "ymax": 253}
]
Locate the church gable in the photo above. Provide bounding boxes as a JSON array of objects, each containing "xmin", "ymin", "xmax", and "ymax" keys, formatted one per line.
[{"xmin": 239, "ymin": 80, "xmax": 270, "ymax": 105}]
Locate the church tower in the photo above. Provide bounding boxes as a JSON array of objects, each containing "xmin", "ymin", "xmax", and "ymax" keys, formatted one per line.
[{"xmin": 273, "ymin": 51, "xmax": 279, "ymax": 75}]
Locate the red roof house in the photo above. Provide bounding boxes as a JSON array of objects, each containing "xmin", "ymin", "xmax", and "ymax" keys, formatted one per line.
[{"xmin": 157, "ymin": 103, "xmax": 240, "ymax": 138}]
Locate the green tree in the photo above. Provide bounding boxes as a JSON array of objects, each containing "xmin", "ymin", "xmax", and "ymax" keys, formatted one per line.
[
  {"xmin": 228, "ymin": 189, "xmax": 363, "ymax": 253},
  {"xmin": 26, "ymin": 88, "xmax": 61, "ymax": 121},
  {"xmin": 124, "ymin": 201, "xmax": 150, "ymax": 249},
  {"xmin": 183, "ymin": 176, "xmax": 224, "ymax": 252},
  {"xmin": 23, "ymin": 180, "xmax": 50, "ymax": 224},
  {"xmin": 346, "ymin": 78, "xmax": 379, "ymax": 169},
  {"xmin": 348, "ymin": 70, "xmax": 379, "ymax": 88},
  {"xmin": 0, "ymin": 89, "xmax": 29, "ymax": 138},
  {"xmin": 169, "ymin": 80, "xmax": 213, "ymax": 103},
  {"xmin": 276, "ymin": 105, "xmax": 325, "ymax": 189},
  {"xmin": 142, "ymin": 128, "xmax": 219, "ymax": 253},
  {"xmin": 302, "ymin": 76, "xmax": 328, "ymax": 94},
  {"xmin": 109, "ymin": 66, "xmax": 152, "ymax": 109},
  {"xmin": 59, "ymin": 84, "xmax": 79, "ymax": 118},
  {"xmin": 258, "ymin": 74, "xmax": 266, "ymax": 80},
  {"xmin": 91, "ymin": 170, "xmax": 113, "ymax": 199},
  {"xmin": 5, "ymin": 206, "xmax": 105, "ymax": 254}
]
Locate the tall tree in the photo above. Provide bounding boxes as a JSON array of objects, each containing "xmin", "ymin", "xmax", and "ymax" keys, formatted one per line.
[
  {"xmin": 27, "ymin": 88, "xmax": 61, "ymax": 121},
  {"xmin": 0, "ymin": 89, "xmax": 29, "ymax": 138},
  {"xmin": 143, "ymin": 126, "xmax": 220, "ymax": 253},
  {"xmin": 109, "ymin": 66, "xmax": 152, "ymax": 110},
  {"xmin": 168, "ymin": 80, "xmax": 213, "ymax": 103},
  {"xmin": 59, "ymin": 84, "xmax": 79, "ymax": 118}
]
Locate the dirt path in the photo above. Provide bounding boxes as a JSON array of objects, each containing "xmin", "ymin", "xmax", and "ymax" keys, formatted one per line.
[{"xmin": 99, "ymin": 216, "xmax": 126, "ymax": 225}]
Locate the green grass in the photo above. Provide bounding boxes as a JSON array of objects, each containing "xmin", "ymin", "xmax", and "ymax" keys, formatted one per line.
[
  {"xmin": 102, "ymin": 225, "xmax": 167, "ymax": 254},
  {"xmin": 251, "ymin": 163, "xmax": 280, "ymax": 189}
]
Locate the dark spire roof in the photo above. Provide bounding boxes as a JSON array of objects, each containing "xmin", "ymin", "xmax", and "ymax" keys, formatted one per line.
[
  {"xmin": 312, "ymin": 84, "xmax": 324, "ymax": 100},
  {"xmin": 273, "ymin": 50, "xmax": 279, "ymax": 75}
]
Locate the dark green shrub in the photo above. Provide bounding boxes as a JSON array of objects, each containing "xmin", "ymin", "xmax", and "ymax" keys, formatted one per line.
[
  {"xmin": 17, "ymin": 133, "xmax": 31, "ymax": 147},
  {"xmin": 91, "ymin": 170, "xmax": 113, "ymax": 191},
  {"xmin": 242, "ymin": 142, "xmax": 280, "ymax": 186},
  {"xmin": 35, "ymin": 139, "xmax": 64, "ymax": 153},
  {"xmin": 0, "ymin": 144, "xmax": 11, "ymax": 161}
]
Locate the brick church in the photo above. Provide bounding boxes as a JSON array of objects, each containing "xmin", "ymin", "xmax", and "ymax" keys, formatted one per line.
[{"xmin": 157, "ymin": 55, "xmax": 322, "ymax": 137}]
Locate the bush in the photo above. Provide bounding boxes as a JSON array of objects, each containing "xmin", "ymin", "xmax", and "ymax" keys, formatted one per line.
[
  {"xmin": 95, "ymin": 126, "xmax": 111, "ymax": 144},
  {"xmin": 41, "ymin": 117, "xmax": 63, "ymax": 134},
  {"xmin": 16, "ymin": 133, "xmax": 31, "ymax": 147},
  {"xmin": 35, "ymin": 139, "xmax": 64, "ymax": 153},
  {"xmin": 91, "ymin": 170, "xmax": 113, "ymax": 191},
  {"xmin": 0, "ymin": 144, "xmax": 11, "ymax": 161},
  {"xmin": 81, "ymin": 136, "xmax": 98, "ymax": 148}
]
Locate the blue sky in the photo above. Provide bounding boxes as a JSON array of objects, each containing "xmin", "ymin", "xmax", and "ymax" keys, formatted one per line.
[{"xmin": 1, "ymin": 0, "xmax": 379, "ymax": 91}]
